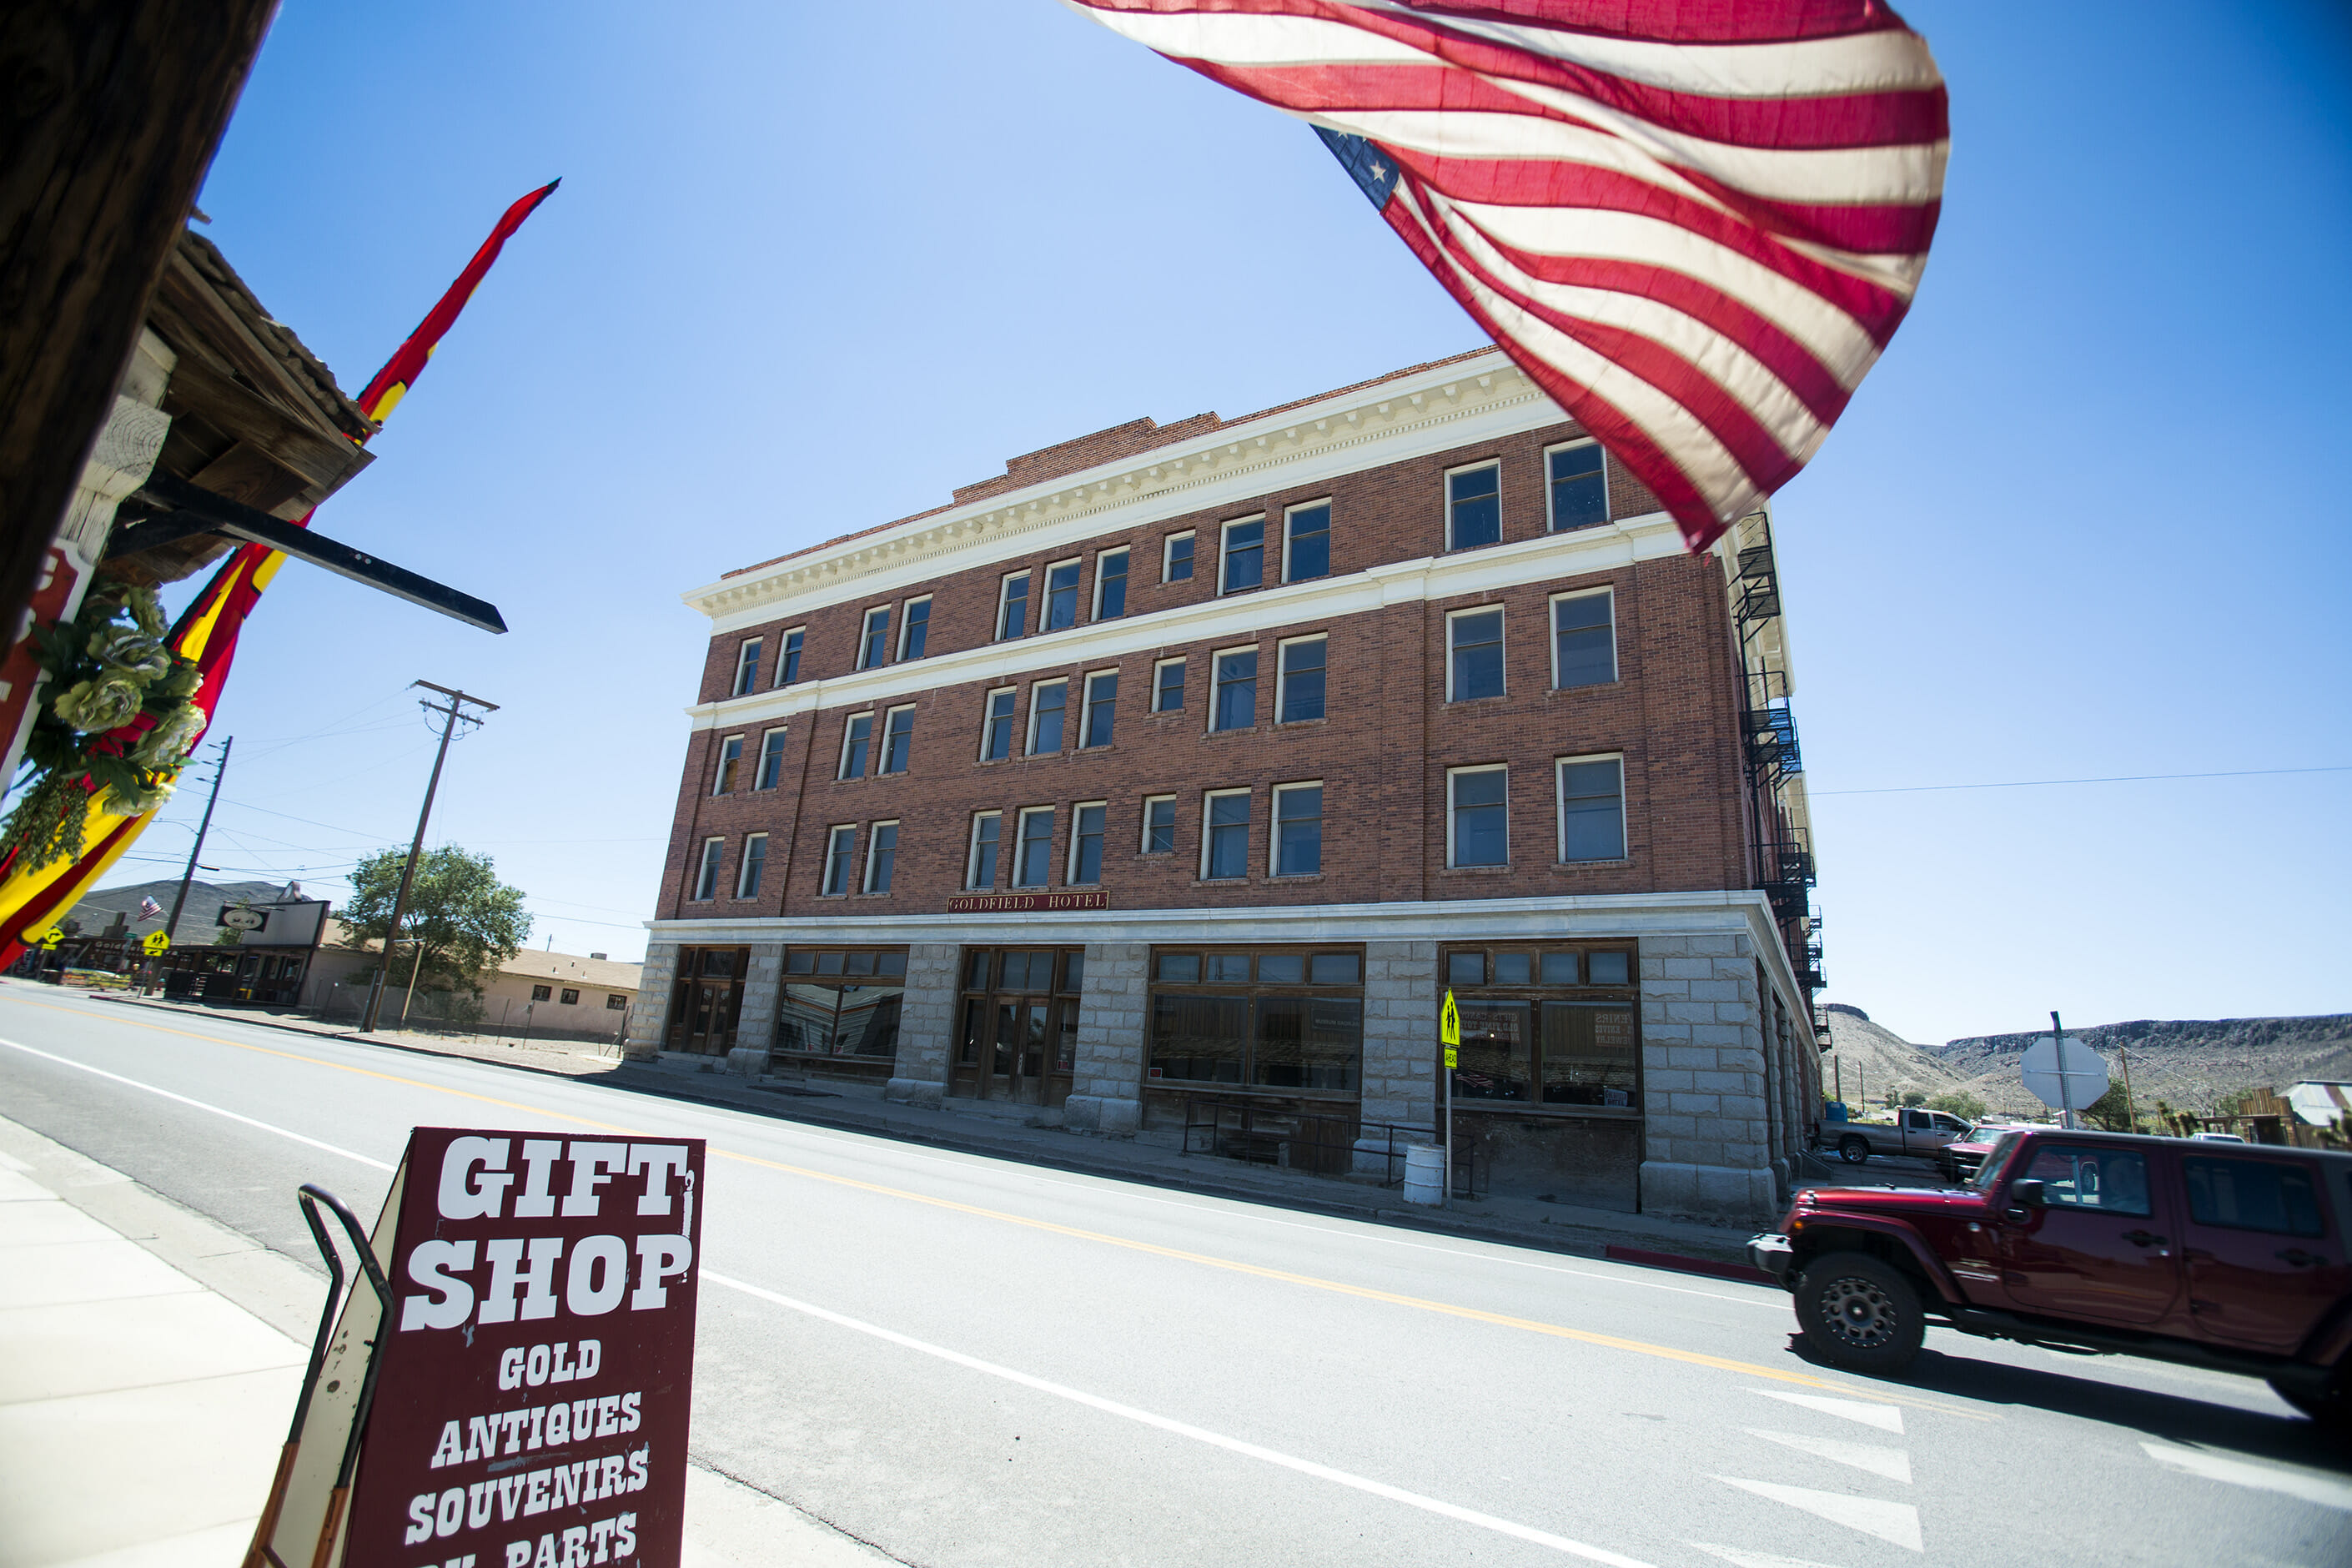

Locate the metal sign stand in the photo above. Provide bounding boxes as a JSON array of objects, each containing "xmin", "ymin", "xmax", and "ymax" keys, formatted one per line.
[
  {"xmin": 2052, "ymin": 1009, "xmax": 2076, "ymax": 1130},
  {"xmin": 1440, "ymin": 989, "xmax": 1460, "ymax": 1209}
]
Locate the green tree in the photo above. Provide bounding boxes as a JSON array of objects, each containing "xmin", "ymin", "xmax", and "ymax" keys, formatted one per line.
[
  {"xmin": 339, "ymin": 846, "xmax": 530, "ymax": 998},
  {"xmin": 2081, "ymin": 1081, "xmax": 2140, "ymax": 1133},
  {"xmin": 1927, "ymin": 1090, "xmax": 1987, "ymax": 1122},
  {"xmin": 1900, "ymin": 1089, "xmax": 1927, "ymax": 1108}
]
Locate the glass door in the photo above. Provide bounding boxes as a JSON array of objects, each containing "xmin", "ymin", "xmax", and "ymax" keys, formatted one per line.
[{"xmin": 954, "ymin": 948, "xmax": 1083, "ymax": 1108}]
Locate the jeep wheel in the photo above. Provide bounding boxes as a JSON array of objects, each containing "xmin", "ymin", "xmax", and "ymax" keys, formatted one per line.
[
  {"xmin": 1838, "ymin": 1134, "xmax": 1870, "ymax": 1163},
  {"xmin": 1796, "ymin": 1253, "xmax": 1925, "ymax": 1375},
  {"xmin": 2269, "ymin": 1373, "xmax": 2352, "ymax": 1432}
]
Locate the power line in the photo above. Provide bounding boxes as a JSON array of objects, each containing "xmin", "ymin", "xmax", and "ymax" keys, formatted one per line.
[{"xmin": 1812, "ymin": 765, "xmax": 2352, "ymax": 797}]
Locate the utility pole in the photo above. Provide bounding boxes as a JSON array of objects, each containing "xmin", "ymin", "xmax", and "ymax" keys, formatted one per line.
[
  {"xmin": 2052, "ymin": 1009, "xmax": 2078, "ymax": 1132},
  {"xmin": 360, "ymin": 682, "xmax": 496, "ymax": 1034},
  {"xmin": 2118, "ymin": 1041, "xmax": 2139, "ymax": 1134},
  {"xmin": 163, "ymin": 736, "xmax": 231, "ymax": 945}
]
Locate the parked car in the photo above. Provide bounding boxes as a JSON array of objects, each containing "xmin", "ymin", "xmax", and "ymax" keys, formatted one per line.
[
  {"xmin": 1818, "ymin": 1107, "xmax": 1973, "ymax": 1164},
  {"xmin": 1748, "ymin": 1128, "xmax": 2352, "ymax": 1427},
  {"xmin": 2191, "ymin": 1132, "xmax": 2248, "ymax": 1143},
  {"xmin": 1935, "ymin": 1134, "xmax": 1997, "ymax": 1184}
]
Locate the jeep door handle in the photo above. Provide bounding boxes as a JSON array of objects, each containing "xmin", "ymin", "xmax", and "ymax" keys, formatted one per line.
[
  {"xmin": 2122, "ymin": 1230, "xmax": 2167, "ymax": 1248},
  {"xmin": 2276, "ymin": 1249, "xmax": 2327, "ymax": 1268}
]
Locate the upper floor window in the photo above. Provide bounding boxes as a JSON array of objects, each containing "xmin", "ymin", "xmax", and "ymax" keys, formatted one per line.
[
  {"xmin": 736, "ymin": 833, "xmax": 768, "ymax": 899},
  {"xmin": 1153, "ymin": 658, "xmax": 1185, "ymax": 714},
  {"xmin": 1142, "ymin": 794, "xmax": 1177, "ymax": 854},
  {"xmin": 777, "ymin": 628, "xmax": 804, "ymax": 686},
  {"xmin": 839, "ymin": 712, "xmax": 874, "ymax": 780},
  {"xmin": 1221, "ymin": 517, "xmax": 1265, "ymax": 594},
  {"xmin": 1284, "ymin": 502, "xmax": 1331, "ymax": 582},
  {"xmin": 822, "ymin": 826, "xmax": 856, "ymax": 895},
  {"xmin": 880, "ymin": 705, "xmax": 915, "ymax": 774},
  {"xmin": 1558, "ymin": 755, "xmax": 1626, "ymax": 862},
  {"xmin": 967, "ymin": 812, "xmax": 1003, "ymax": 889},
  {"xmin": 692, "ymin": 837, "xmax": 725, "ymax": 901},
  {"xmin": 1083, "ymin": 671, "xmax": 1118, "ymax": 748},
  {"xmin": 998, "ymin": 572, "xmax": 1030, "ymax": 640},
  {"xmin": 1448, "ymin": 462, "xmax": 1501, "ymax": 550},
  {"xmin": 1028, "ymin": 679, "xmax": 1068, "ymax": 755},
  {"xmin": 1044, "ymin": 559, "xmax": 1083, "ymax": 631},
  {"xmin": 1203, "ymin": 790, "xmax": 1251, "ymax": 881},
  {"xmin": 898, "ymin": 597, "xmax": 931, "ymax": 661},
  {"xmin": 865, "ymin": 822, "xmax": 899, "ymax": 893},
  {"xmin": 1212, "ymin": 648, "xmax": 1256, "ymax": 732},
  {"xmin": 1449, "ymin": 608, "xmax": 1505, "ymax": 701},
  {"xmin": 733, "ymin": 637, "xmax": 762, "ymax": 696},
  {"xmin": 1278, "ymin": 636, "xmax": 1325, "ymax": 724},
  {"xmin": 756, "ymin": 727, "xmax": 789, "ymax": 790},
  {"xmin": 1273, "ymin": 782, "xmax": 1322, "ymax": 877},
  {"xmin": 1449, "ymin": 765, "xmax": 1509, "ymax": 867},
  {"xmin": 1548, "ymin": 440, "xmax": 1610, "ymax": 531},
  {"xmin": 1553, "ymin": 590, "xmax": 1616, "ymax": 689},
  {"xmin": 1014, "ymin": 807, "xmax": 1054, "ymax": 887},
  {"xmin": 1094, "ymin": 548, "xmax": 1129, "ymax": 620},
  {"xmin": 1163, "ymin": 530, "xmax": 1194, "ymax": 583},
  {"xmin": 1068, "ymin": 802, "xmax": 1106, "ymax": 886},
  {"xmin": 858, "ymin": 606, "xmax": 891, "ymax": 671},
  {"xmin": 982, "ymin": 689, "xmax": 1017, "ymax": 761},
  {"xmin": 712, "ymin": 735, "xmax": 743, "ymax": 795}
]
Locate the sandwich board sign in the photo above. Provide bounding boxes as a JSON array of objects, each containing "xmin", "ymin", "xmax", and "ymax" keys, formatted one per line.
[{"xmin": 258, "ymin": 1128, "xmax": 705, "ymax": 1568}]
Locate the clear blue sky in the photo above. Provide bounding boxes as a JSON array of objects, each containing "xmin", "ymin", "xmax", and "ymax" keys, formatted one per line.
[{"xmin": 143, "ymin": 1, "xmax": 2349, "ymax": 1044}]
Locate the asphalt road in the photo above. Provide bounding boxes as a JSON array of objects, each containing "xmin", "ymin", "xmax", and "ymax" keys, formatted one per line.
[{"xmin": 3, "ymin": 983, "xmax": 2346, "ymax": 1568}]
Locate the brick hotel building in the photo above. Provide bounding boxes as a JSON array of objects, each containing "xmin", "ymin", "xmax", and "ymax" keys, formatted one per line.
[{"xmin": 630, "ymin": 347, "xmax": 1824, "ymax": 1224}]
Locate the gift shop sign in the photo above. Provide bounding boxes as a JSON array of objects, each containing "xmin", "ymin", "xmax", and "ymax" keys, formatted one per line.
[{"xmin": 344, "ymin": 1128, "xmax": 705, "ymax": 1568}]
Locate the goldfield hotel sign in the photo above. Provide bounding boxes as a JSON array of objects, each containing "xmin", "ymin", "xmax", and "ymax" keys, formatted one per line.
[{"xmin": 943, "ymin": 891, "xmax": 1110, "ymax": 914}]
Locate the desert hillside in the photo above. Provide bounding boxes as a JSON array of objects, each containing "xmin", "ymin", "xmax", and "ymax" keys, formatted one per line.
[
  {"xmin": 1939, "ymin": 1014, "xmax": 2352, "ymax": 1118},
  {"xmin": 1819, "ymin": 1003, "xmax": 1963, "ymax": 1108}
]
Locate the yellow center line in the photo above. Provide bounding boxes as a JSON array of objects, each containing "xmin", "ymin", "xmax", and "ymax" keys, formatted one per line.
[{"xmin": 19, "ymin": 994, "xmax": 1988, "ymax": 1418}]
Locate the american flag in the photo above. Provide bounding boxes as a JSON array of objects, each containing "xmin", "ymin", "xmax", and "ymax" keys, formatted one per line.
[
  {"xmin": 137, "ymin": 896, "xmax": 163, "ymax": 922},
  {"xmin": 1065, "ymin": 0, "xmax": 1948, "ymax": 551}
]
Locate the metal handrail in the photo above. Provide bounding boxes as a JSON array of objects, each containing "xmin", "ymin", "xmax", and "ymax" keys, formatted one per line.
[{"xmin": 1179, "ymin": 1095, "xmax": 1480, "ymax": 1196}]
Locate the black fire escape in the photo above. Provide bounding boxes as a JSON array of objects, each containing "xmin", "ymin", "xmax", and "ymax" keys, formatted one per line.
[{"xmin": 1734, "ymin": 526, "xmax": 1822, "ymax": 1013}]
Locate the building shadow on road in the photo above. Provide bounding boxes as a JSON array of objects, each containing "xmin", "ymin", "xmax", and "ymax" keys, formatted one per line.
[{"xmin": 1779, "ymin": 1336, "xmax": 2349, "ymax": 1475}]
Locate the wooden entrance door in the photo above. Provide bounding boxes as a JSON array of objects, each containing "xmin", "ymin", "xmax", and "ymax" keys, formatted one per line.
[{"xmin": 952, "ymin": 947, "xmax": 1082, "ymax": 1107}]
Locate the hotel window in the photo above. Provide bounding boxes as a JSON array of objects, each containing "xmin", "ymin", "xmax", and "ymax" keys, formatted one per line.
[
  {"xmin": 1273, "ymin": 782, "xmax": 1322, "ymax": 877},
  {"xmin": 776, "ymin": 947, "xmax": 909, "ymax": 1062},
  {"xmin": 1552, "ymin": 590, "xmax": 1616, "ymax": 689},
  {"xmin": 1153, "ymin": 657, "xmax": 1185, "ymax": 713},
  {"xmin": 1558, "ymin": 755, "xmax": 1627, "ymax": 862},
  {"xmin": 1163, "ymin": 530, "xmax": 1194, "ymax": 582},
  {"xmin": 1141, "ymin": 794, "xmax": 1176, "ymax": 854},
  {"xmin": 898, "ymin": 596, "xmax": 931, "ymax": 661},
  {"xmin": 1277, "ymin": 636, "xmax": 1325, "ymax": 723},
  {"xmin": 998, "ymin": 571, "xmax": 1030, "ymax": 640},
  {"xmin": 1202, "ymin": 790, "xmax": 1250, "ymax": 881},
  {"xmin": 858, "ymin": 606, "xmax": 891, "ymax": 670},
  {"xmin": 1068, "ymin": 802, "xmax": 1106, "ymax": 886},
  {"xmin": 822, "ymin": 826, "xmax": 856, "ymax": 895},
  {"xmin": 1093, "ymin": 548, "xmax": 1128, "ymax": 620},
  {"xmin": 981, "ymin": 689, "xmax": 1017, "ymax": 761},
  {"xmin": 711, "ymin": 735, "xmax": 743, "ymax": 795},
  {"xmin": 532, "ymin": 984, "xmax": 553, "ymax": 1003},
  {"xmin": 864, "ymin": 822, "xmax": 898, "ymax": 893},
  {"xmin": 1547, "ymin": 440, "xmax": 1610, "ymax": 531},
  {"xmin": 692, "ymin": 837, "xmax": 724, "ymax": 901},
  {"xmin": 1284, "ymin": 501, "xmax": 1331, "ymax": 582},
  {"xmin": 1221, "ymin": 517, "xmax": 1265, "ymax": 594},
  {"xmin": 732, "ymin": 637, "xmax": 762, "ymax": 696},
  {"xmin": 736, "ymin": 832, "xmax": 767, "ymax": 899},
  {"xmin": 1147, "ymin": 945, "xmax": 1364, "ymax": 1096},
  {"xmin": 1028, "ymin": 679, "xmax": 1068, "ymax": 755},
  {"xmin": 1449, "ymin": 765, "xmax": 1509, "ymax": 867},
  {"xmin": 560, "ymin": 988, "xmax": 580, "ymax": 1006},
  {"xmin": 777, "ymin": 628, "xmax": 804, "ymax": 686},
  {"xmin": 967, "ymin": 812, "xmax": 1003, "ymax": 889},
  {"xmin": 1447, "ymin": 461, "xmax": 1501, "ymax": 550},
  {"xmin": 1014, "ymin": 807, "xmax": 1054, "ymax": 887},
  {"xmin": 1044, "ymin": 559, "xmax": 1082, "ymax": 631},
  {"xmin": 878, "ymin": 705, "xmax": 914, "ymax": 774},
  {"xmin": 839, "ymin": 712, "xmax": 874, "ymax": 780},
  {"xmin": 1441, "ymin": 942, "xmax": 1639, "ymax": 1108},
  {"xmin": 755, "ymin": 728, "xmax": 789, "ymax": 790},
  {"xmin": 1082, "ymin": 671, "xmax": 1117, "ymax": 748},
  {"xmin": 1211, "ymin": 648, "xmax": 1256, "ymax": 731},
  {"xmin": 1449, "ymin": 607, "xmax": 1505, "ymax": 701}
]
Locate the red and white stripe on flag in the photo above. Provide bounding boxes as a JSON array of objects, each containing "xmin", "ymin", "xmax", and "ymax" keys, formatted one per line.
[{"xmin": 1063, "ymin": 0, "xmax": 1948, "ymax": 551}]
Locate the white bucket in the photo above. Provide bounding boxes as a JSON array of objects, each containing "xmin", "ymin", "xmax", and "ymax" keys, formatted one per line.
[{"xmin": 1402, "ymin": 1143, "xmax": 1445, "ymax": 1205}]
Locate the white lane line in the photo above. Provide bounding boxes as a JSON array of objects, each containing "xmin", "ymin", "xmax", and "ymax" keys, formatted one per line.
[
  {"xmin": 1714, "ymin": 1477, "xmax": 1922, "ymax": 1551},
  {"xmin": 2140, "ymin": 1442, "xmax": 2352, "ymax": 1513},
  {"xmin": 1744, "ymin": 1429, "xmax": 1911, "ymax": 1483},
  {"xmin": 704, "ymin": 1267, "xmax": 1661, "ymax": 1566},
  {"xmin": 1751, "ymin": 1388, "xmax": 1904, "ymax": 1434},
  {"xmin": 0, "ymin": 1035, "xmax": 395, "ymax": 1172},
  {"xmin": 1687, "ymin": 1544, "xmax": 1851, "ymax": 1568}
]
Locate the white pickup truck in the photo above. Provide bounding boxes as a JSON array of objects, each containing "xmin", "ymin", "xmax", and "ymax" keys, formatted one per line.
[{"xmin": 1817, "ymin": 1107, "xmax": 1973, "ymax": 1164}]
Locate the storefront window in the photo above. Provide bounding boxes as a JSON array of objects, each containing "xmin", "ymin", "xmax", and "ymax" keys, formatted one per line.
[
  {"xmin": 771, "ymin": 947, "xmax": 908, "ymax": 1059},
  {"xmin": 1148, "ymin": 946, "xmax": 1364, "ymax": 1093},
  {"xmin": 1443, "ymin": 943, "xmax": 1638, "ymax": 1108}
]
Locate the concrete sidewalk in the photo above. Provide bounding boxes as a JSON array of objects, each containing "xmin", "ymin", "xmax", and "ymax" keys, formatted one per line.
[{"xmin": 0, "ymin": 1115, "xmax": 890, "ymax": 1568}]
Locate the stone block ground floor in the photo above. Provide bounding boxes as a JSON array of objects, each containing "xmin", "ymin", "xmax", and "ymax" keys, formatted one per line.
[{"xmin": 631, "ymin": 892, "xmax": 1819, "ymax": 1227}]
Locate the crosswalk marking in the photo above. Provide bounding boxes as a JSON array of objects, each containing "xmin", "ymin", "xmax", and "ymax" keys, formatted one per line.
[
  {"xmin": 2141, "ymin": 1443, "xmax": 2352, "ymax": 1513},
  {"xmin": 1745, "ymin": 1428, "xmax": 1912, "ymax": 1483},
  {"xmin": 1750, "ymin": 1388, "xmax": 1905, "ymax": 1434},
  {"xmin": 1715, "ymin": 1478, "xmax": 1924, "ymax": 1551},
  {"xmin": 1687, "ymin": 1544, "xmax": 1850, "ymax": 1568}
]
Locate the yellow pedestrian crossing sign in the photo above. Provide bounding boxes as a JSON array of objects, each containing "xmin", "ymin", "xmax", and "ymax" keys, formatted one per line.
[
  {"xmin": 141, "ymin": 931, "xmax": 170, "ymax": 956},
  {"xmin": 1441, "ymin": 989, "xmax": 1460, "ymax": 1046}
]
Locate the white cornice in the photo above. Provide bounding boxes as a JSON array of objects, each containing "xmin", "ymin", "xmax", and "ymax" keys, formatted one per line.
[
  {"xmin": 686, "ymin": 349, "xmax": 1561, "ymax": 632},
  {"xmin": 685, "ymin": 510, "xmax": 1686, "ymax": 731}
]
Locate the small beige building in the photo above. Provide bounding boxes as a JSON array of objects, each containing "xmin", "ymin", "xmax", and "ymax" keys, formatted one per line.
[{"xmin": 301, "ymin": 924, "xmax": 641, "ymax": 1041}]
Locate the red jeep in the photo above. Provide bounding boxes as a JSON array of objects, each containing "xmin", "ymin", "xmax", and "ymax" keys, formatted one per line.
[{"xmin": 1748, "ymin": 1128, "xmax": 2352, "ymax": 1426}]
